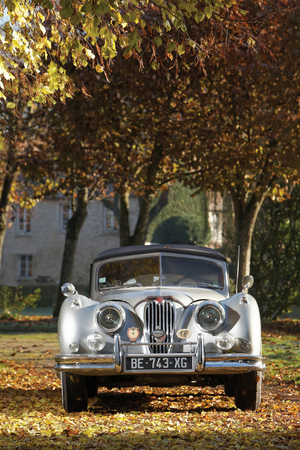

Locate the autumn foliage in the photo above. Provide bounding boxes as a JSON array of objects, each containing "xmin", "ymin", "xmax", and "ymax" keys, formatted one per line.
[
  {"xmin": 0, "ymin": 0, "xmax": 263, "ymax": 107},
  {"xmin": 0, "ymin": 318, "xmax": 300, "ymax": 449}
]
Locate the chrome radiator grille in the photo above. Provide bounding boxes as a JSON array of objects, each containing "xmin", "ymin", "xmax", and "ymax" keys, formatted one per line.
[{"xmin": 144, "ymin": 299, "xmax": 175, "ymax": 353}]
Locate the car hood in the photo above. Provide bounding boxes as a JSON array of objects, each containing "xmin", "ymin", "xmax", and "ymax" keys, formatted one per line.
[{"xmin": 94, "ymin": 286, "xmax": 228, "ymax": 308}]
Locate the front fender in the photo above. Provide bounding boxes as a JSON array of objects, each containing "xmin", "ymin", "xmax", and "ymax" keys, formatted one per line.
[
  {"xmin": 177, "ymin": 293, "xmax": 262, "ymax": 355},
  {"xmin": 57, "ymin": 295, "xmax": 144, "ymax": 355}
]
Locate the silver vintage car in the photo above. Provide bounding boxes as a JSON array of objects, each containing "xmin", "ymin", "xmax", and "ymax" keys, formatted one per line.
[{"xmin": 55, "ymin": 244, "xmax": 265, "ymax": 412}]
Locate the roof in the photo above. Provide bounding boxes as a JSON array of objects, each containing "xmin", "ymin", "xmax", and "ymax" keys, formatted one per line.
[{"xmin": 93, "ymin": 244, "xmax": 228, "ymax": 264}]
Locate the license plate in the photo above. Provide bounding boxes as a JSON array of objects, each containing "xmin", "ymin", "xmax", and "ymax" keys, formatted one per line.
[{"xmin": 125, "ymin": 356, "xmax": 193, "ymax": 371}]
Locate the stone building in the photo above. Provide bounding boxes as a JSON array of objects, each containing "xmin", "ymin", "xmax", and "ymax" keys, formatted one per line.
[
  {"xmin": 0, "ymin": 196, "xmax": 139, "ymax": 290},
  {"xmin": 0, "ymin": 192, "xmax": 231, "ymax": 300}
]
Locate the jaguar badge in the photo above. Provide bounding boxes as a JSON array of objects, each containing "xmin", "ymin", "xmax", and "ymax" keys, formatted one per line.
[{"xmin": 152, "ymin": 329, "xmax": 166, "ymax": 342}]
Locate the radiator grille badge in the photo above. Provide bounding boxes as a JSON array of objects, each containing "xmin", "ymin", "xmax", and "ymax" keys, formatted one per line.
[{"xmin": 152, "ymin": 329, "xmax": 166, "ymax": 342}]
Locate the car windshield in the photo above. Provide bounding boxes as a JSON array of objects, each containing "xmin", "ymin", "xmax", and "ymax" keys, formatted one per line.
[
  {"xmin": 97, "ymin": 255, "xmax": 224, "ymax": 290},
  {"xmin": 162, "ymin": 256, "xmax": 223, "ymax": 288},
  {"xmin": 97, "ymin": 257, "xmax": 160, "ymax": 288}
]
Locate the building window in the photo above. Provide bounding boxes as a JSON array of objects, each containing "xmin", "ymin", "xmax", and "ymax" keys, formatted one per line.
[
  {"xmin": 104, "ymin": 206, "xmax": 118, "ymax": 232},
  {"xmin": 18, "ymin": 255, "xmax": 33, "ymax": 278},
  {"xmin": 17, "ymin": 208, "xmax": 31, "ymax": 235},
  {"xmin": 60, "ymin": 204, "xmax": 72, "ymax": 231}
]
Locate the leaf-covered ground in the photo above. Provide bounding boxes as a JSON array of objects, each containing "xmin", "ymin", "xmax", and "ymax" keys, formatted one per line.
[{"xmin": 0, "ymin": 319, "xmax": 299, "ymax": 449}]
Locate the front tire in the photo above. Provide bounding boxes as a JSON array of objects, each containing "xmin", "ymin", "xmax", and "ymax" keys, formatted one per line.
[
  {"xmin": 87, "ymin": 377, "xmax": 98, "ymax": 398},
  {"xmin": 224, "ymin": 379, "xmax": 235, "ymax": 397},
  {"xmin": 234, "ymin": 371, "xmax": 261, "ymax": 411},
  {"xmin": 61, "ymin": 373, "xmax": 88, "ymax": 413}
]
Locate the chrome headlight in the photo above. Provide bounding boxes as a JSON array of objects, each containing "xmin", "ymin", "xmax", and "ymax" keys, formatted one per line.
[
  {"xmin": 97, "ymin": 303, "xmax": 125, "ymax": 333},
  {"xmin": 195, "ymin": 301, "xmax": 225, "ymax": 332}
]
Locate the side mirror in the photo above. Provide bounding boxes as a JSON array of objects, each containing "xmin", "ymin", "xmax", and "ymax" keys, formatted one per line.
[
  {"xmin": 61, "ymin": 283, "xmax": 80, "ymax": 307},
  {"xmin": 242, "ymin": 275, "xmax": 254, "ymax": 289},
  {"xmin": 240, "ymin": 275, "xmax": 254, "ymax": 304},
  {"xmin": 61, "ymin": 283, "xmax": 77, "ymax": 297}
]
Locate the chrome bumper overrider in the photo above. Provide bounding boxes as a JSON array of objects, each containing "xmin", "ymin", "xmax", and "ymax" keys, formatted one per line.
[{"xmin": 55, "ymin": 333, "xmax": 266, "ymax": 375}]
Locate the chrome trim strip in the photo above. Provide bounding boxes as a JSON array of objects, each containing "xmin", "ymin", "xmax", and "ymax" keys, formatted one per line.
[
  {"xmin": 114, "ymin": 334, "xmax": 122, "ymax": 373},
  {"xmin": 55, "ymin": 350, "xmax": 264, "ymax": 363},
  {"xmin": 203, "ymin": 360, "xmax": 266, "ymax": 374},
  {"xmin": 55, "ymin": 354, "xmax": 114, "ymax": 364},
  {"xmin": 55, "ymin": 350, "xmax": 264, "ymax": 362},
  {"xmin": 205, "ymin": 354, "xmax": 264, "ymax": 362},
  {"xmin": 121, "ymin": 340, "xmax": 197, "ymax": 347},
  {"xmin": 55, "ymin": 359, "xmax": 265, "ymax": 375},
  {"xmin": 196, "ymin": 333, "xmax": 205, "ymax": 372},
  {"xmin": 159, "ymin": 253, "xmax": 162, "ymax": 286},
  {"xmin": 55, "ymin": 363, "xmax": 117, "ymax": 375}
]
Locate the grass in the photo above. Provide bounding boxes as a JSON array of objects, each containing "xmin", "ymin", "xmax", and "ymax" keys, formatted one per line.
[
  {"xmin": 263, "ymin": 333, "xmax": 300, "ymax": 385},
  {"xmin": 0, "ymin": 315, "xmax": 57, "ymax": 333},
  {"xmin": 21, "ymin": 307, "xmax": 54, "ymax": 316},
  {"xmin": 0, "ymin": 331, "xmax": 59, "ymax": 372},
  {"xmin": 262, "ymin": 319, "xmax": 300, "ymax": 386}
]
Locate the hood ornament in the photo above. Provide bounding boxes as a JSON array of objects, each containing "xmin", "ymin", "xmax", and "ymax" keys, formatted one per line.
[{"xmin": 152, "ymin": 329, "xmax": 166, "ymax": 342}]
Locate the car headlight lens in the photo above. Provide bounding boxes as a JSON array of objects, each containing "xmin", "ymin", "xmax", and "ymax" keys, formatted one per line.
[
  {"xmin": 97, "ymin": 303, "xmax": 125, "ymax": 333},
  {"xmin": 87, "ymin": 333, "xmax": 105, "ymax": 352},
  {"xmin": 215, "ymin": 332, "xmax": 234, "ymax": 351},
  {"xmin": 195, "ymin": 302, "xmax": 225, "ymax": 331}
]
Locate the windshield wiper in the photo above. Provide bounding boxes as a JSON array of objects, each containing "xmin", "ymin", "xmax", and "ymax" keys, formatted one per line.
[
  {"xmin": 179, "ymin": 282, "xmax": 223, "ymax": 290},
  {"xmin": 123, "ymin": 278, "xmax": 143, "ymax": 287},
  {"xmin": 98, "ymin": 281, "xmax": 143, "ymax": 290},
  {"xmin": 98, "ymin": 283, "xmax": 123, "ymax": 290}
]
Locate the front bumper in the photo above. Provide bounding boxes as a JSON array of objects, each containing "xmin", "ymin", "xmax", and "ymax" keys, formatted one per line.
[{"xmin": 55, "ymin": 333, "xmax": 266, "ymax": 376}]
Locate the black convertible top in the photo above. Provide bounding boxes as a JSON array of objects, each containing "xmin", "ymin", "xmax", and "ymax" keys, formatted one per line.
[{"xmin": 93, "ymin": 244, "xmax": 228, "ymax": 264}]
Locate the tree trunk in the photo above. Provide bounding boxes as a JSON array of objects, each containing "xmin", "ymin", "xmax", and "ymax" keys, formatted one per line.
[
  {"xmin": 231, "ymin": 190, "xmax": 267, "ymax": 292},
  {"xmin": 119, "ymin": 191, "xmax": 157, "ymax": 246},
  {"xmin": 131, "ymin": 194, "xmax": 156, "ymax": 245},
  {"xmin": 119, "ymin": 190, "xmax": 169, "ymax": 246},
  {"xmin": 0, "ymin": 171, "xmax": 15, "ymax": 272},
  {"xmin": 118, "ymin": 143, "xmax": 167, "ymax": 246},
  {"xmin": 53, "ymin": 187, "xmax": 89, "ymax": 318},
  {"xmin": 148, "ymin": 191, "xmax": 168, "ymax": 225},
  {"xmin": 119, "ymin": 192, "xmax": 132, "ymax": 247},
  {"xmin": 103, "ymin": 190, "xmax": 169, "ymax": 247}
]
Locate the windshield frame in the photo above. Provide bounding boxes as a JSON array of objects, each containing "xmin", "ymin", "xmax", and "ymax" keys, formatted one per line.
[{"xmin": 94, "ymin": 252, "xmax": 227, "ymax": 293}]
